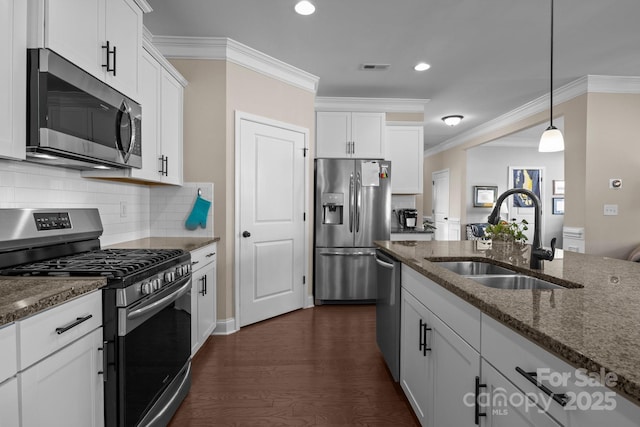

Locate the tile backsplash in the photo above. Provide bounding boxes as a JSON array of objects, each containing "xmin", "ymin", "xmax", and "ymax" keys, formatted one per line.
[
  {"xmin": 150, "ymin": 182, "xmax": 214, "ymax": 238},
  {"xmin": 0, "ymin": 160, "xmax": 214, "ymax": 246}
]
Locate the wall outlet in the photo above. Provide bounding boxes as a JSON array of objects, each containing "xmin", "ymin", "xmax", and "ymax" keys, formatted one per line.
[
  {"xmin": 603, "ymin": 204, "xmax": 618, "ymax": 216},
  {"xmin": 609, "ymin": 178, "xmax": 622, "ymax": 189},
  {"xmin": 120, "ymin": 201, "xmax": 127, "ymax": 218}
]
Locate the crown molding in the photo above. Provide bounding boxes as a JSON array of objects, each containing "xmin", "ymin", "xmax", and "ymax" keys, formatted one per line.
[
  {"xmin": 150, "ymin": 35, "xmax": 319, "ymax": 93},
  {"xmin": 133, "ymin": 0, "xmax": 153, "ymax": 14},
  {"xmin": 315, "ymin": 97, "xmax": 429, "ymax": 113},
  {"xmin": 424, "ymin": 75, "xmax": 640, "ymax": 157},
  {"xmin": 142, "ymin": 28, "xmax": 188, "ymax": 87}
]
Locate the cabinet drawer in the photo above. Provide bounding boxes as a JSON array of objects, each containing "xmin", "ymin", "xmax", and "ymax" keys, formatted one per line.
[
  {"xmin": 401, "ymin": 265, "xmax": 480, "ymax": 350},
  {"xmin": 0, "ymin": 323, "xmax": 17, "ymax": 383},
  {"xmin": 191, "ymin": 243, "xmax": 217, "ymax": 271},
  {"xmin": 17, "ymin": 291, "xmax": 102, "ymax": 370},
  {"xmin": 482, "ymin": 314, "xmax": 640, "ymax": 426}
]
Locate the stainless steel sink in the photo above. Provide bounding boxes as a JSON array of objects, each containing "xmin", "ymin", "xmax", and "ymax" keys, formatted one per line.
[
  {"xmin": 435, "ymin": 261, "xmax": 516, "ymax": 275},
  {"xmin": 469, "ymin": 274, "xmax": 564, "ymax": 290}
]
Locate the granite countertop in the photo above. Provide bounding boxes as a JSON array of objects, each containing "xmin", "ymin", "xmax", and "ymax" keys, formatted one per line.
[
  {"xmin": 0, "ymin": 277, "xmax": 106, "ymax": 327},
  {"xmin": 375, "ymin": 240, "xmax": 640, "ymax": 406},
  {"xmin": 106, "ymin": 236, "xmax": 220, "ymax": 252},
  {"xmin": 390, "ymin": 227, "xmax": 434, "ymax": 234}
]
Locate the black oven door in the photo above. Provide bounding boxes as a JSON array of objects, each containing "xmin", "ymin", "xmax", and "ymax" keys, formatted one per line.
[{"xmin": 117, "ymin": 275, "xmax": 191, "ymax": 427}]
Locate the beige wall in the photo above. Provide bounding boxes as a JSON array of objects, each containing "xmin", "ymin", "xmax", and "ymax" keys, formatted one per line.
[
  {"xmin": 423, "ymin": 91, "xmax": 640, "ymax": 259},
  {"xmin": 172, "ymin": 59, "xmax": 316, "ymax": 320},
  {"xmin": 583, "ymin": 93, "xmax": 640, "ymax": 257}
]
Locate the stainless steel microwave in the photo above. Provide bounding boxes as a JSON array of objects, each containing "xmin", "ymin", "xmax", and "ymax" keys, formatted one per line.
[{"xmin": 26, "ymin": 48, "xmax": 142, "ymax": 170}]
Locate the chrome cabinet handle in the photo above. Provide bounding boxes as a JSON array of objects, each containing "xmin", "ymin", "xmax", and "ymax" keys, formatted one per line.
[
  {"xmin": 128, "ymin": 280, "xmax": 191, "ymax": 320},
  {"xmin": 375, "ymin": 256, "xmax": 394, "ymax": 269},
  {"xmin": 55, "ymin": 314, "xmax": 93, "ymax": 335},
  {"xmin": 115, "ymin": 100, "xmax": 136, "ymax": 163},
  {"xmin": 355, "ymin": 172, "xmax": 361, "ymax": 233},
  {"xmin": 319, "ymin": 251, "xmax": 375, "ymax": 256}
]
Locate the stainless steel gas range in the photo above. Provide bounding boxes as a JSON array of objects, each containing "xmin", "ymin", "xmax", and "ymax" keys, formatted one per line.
[{"xmin": 0, "ymin": 208, "xmax": 192, "ymax": 427}]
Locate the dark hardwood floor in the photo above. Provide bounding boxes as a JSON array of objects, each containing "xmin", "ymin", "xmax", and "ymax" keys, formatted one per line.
[{"xmin": 169, "ymin": 305, "xmax": 419, "ymax": 426}]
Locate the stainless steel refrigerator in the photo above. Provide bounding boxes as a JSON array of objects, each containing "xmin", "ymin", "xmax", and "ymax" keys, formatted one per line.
[{"xmin": 314, "ymin": 158, "xmax": 391, "ymax": 304}]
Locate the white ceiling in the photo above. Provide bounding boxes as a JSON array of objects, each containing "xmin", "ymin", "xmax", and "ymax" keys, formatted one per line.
[{"xmin": 143, "ymin": 0, "xmax": 640, "ymax": 150}]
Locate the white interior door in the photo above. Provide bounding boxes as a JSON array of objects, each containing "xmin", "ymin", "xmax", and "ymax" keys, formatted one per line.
[
  {"xmin": 432, "ymin": 170, "xmax": 450, "ymax": 241},
  {"xmin": 238, "ymin": 117, "xmax": 306, "ymax": 327},
  {"xmin": 508, "ymin": 167, "xmax": 544, "ymax": 243}
]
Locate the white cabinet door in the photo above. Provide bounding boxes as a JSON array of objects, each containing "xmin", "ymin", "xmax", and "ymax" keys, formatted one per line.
[
  {"xmin": 190, "ymin": 244, "xmax": 217, "ymax": 355},
  {"xmin": 316, "ymin": 111, "xmax": 385, "ymax": 158},
  {"xmin": 131, "ymin": 49, "xmax": 161, "ymax": 182},
  {"xmin": 44, "ymin": 0, "xmax": 104, "ymax": 82},
  {"xmin": 316, "ymin": 111, "xmax": 351, "ymax": 158},
  {"xmin": 400, "ymin": 288, "xmax": 432, "ymax": 425},
  {"xmin": 0, "ymin": 377, "xmax": 19, "ymax": 427},
  {"xmin": 351, "ymin": 112, "xmax": 385, "ymax": 158},
  {"xmin": 103, "ymin": 0, "xmax": 142, "ymax": 100},
  {"xmin": 38, "ymin": 0, "xmax": 142, "ymax": 100},
  {"xmin": 0, "ymin": 0, "xmax": 26, "ymax": 160},
  {"xmin": 480, "ymin": 360, "xmax": 561, "ymax": 427},
  {"xmin": 386, "ymin": 125, "xmax": 424, "ymax": 194},
  {"xmin": 20, "ymin": 328, "xmax": 104, "ymax": 427},
  {"xmin": 430, "ymin": 312, "xmax": 480, "ymax": 427},
  {"xmin": 160, "ymin": 69, "xmax": 184, "ymax": 185}
]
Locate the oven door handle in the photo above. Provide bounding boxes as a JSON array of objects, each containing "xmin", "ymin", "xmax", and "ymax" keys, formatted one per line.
[{"xmin": 127, "ymin": 278, "xmax": 191, "ymax": 320}]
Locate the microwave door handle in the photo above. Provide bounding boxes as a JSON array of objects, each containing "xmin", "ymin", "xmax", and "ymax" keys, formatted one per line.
[{"xmin": 115, "ymin": 100, "xmax": 136, "ymax": 163}]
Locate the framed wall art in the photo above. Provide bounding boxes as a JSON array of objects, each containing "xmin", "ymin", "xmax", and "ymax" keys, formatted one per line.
[
  {"xmin": 552, "ymin": 197, "xmax": 564, "ymax": 215},
  {"xmin": 553, "ymin": 180, "xmax": 565, "ymax": 195},
  {"xmin": 473, "ymin": 185, "xmax": 498, "ymax": 208}
]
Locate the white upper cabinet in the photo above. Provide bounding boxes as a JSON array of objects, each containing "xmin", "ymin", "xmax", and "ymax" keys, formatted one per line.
[
  {"xmin": 386, "ymin": 125, "xmax": 424, "ymax": 194},
  {"xmin": 316, "ymin": 111, "xmax": 385, "ymax": 158},
  {"xmin": 29, "ymin": 0, "xmax": 145, "ymax": 101},
  {"xmin": 83, "ymin": 44, "xmax": 186, "ymax": 185},
  {"xmin": 0, "ymin": 0, "xmax": 27, "ymax": 161}
]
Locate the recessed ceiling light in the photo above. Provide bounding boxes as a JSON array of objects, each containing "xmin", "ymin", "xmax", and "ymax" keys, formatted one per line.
[
  {"xmin": 442, "ymin": 115, "xmax": 464, "ymax": 126},
  {"xmin": 295, "ymin": 1, "xmax": 315, "ymax": 15},
  {"xmin": 414, "ymin": 62, "xmax": 431, "ymax": 71}
]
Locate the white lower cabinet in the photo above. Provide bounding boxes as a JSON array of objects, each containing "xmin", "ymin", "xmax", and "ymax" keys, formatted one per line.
[
  {"xmin": 0, "ymin": 376, "xmax": 19, "ymax": 427},
  {"xmin": 19, "ymin": 327, "xmax": 104, "ymax": 427},
  {"xmin": 480, "ymin": 359, "xmax": 561, "ymax": 426},
  {"xmin": 191, "ymin": 243, "xmax": 217, "ymax": 355},
  {"xmin": 15, "ymin": 291, "xmax": 104, "ymax": 427},
  {"xmin": 400, "ymin": 288, "xmax": 480, "ymax": 426}
]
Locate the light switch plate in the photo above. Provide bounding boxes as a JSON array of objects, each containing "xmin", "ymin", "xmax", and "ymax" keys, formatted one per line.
[{"xmin": 604, "ymin": 204, "xmax": 618, "ymax": 216}]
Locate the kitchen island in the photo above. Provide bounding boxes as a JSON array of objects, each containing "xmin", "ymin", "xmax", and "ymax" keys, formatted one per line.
[{"xmin": 375, "ymin": 240, "xmax": 640, "ymax": 414}]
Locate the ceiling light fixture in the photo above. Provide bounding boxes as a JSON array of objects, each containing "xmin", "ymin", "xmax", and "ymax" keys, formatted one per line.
[
  {"xmin": 442, "ymin": 115, "xmax": 463, "ymax": 127},
  {"xmin": 539, "ymin": 0, "xmax": 564, "ymax": 152},
  {"xmin": 294, "ymin": 0, "xmax": 315, "ymax": 15},
  {"xmin": 414, "ymin": 62, "xmax": 431, "ymax": 71}
]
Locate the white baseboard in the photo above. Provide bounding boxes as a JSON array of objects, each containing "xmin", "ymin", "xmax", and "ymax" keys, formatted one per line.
[
  {"xmin": 212, "ymin": 318, "xmax": 237, "ymax": 335},
  {"xmin": 305, "ymin": 294, "xmax": 315, "ymax": 308}
]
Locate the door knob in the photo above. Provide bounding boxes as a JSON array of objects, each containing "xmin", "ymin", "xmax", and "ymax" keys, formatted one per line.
[
  {"xmin": 444, "ymin": 217, "xmax": 448, "ymax": 220},
  {"xmin": 242, "ymin": 231, "xmax": 251, "ymax": 238}
]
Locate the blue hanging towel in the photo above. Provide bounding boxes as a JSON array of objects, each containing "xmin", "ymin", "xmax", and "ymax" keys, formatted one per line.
[{"xmin": 185, "ymin": 195, "xmax": 211, "ymax": 230}]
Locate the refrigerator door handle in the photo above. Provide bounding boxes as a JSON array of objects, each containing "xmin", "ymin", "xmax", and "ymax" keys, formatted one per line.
[
  {"xmin": 355, "ymin": 172, "xmax": 362, "ymax": 233},
  {"xmin": 349, "ymin": 173, "xmax": 354, "ymax": 232},
  {"xmin": 319, "ymin": 251, "xmax": 376, "ymax": 257}
]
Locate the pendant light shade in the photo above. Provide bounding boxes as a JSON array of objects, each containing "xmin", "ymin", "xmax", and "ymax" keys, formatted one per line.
[
  {"xmin": 539, "ymin": 125, "xmax": 564, "ymax": 152},
  {"xmin": 539, "ymin": 0, "xmax": 564, "ymax": 152}
]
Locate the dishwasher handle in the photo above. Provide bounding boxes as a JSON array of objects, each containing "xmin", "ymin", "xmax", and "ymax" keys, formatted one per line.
[{"xmin": 375, "ymin": 256, "xmax": 395, "ymax": 270}]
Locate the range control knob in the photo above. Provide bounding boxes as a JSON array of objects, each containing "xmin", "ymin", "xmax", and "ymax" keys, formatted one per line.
[
  {"xmin": 175, "ymin": 266, "xmax": 183, "ymax": 277},
  {"xmin": 164, "ymin": 271, "xmax": 176, "ymax": 282},
  {"xmin": 141, "ymin": 282, "xmax": 152, "ymax": 295},
  {"xmin": 184, "ymin": 263, "xmax": 191, "ymax": 274},
  {"xmin": 151, "ymin": 279, "xmax": 162, "ymax": 291}
]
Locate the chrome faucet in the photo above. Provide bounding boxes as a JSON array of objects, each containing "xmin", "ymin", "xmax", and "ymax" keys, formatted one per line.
[{"xmin": 488, "ymin": 188, "xmax": 556, "ymax": 269}]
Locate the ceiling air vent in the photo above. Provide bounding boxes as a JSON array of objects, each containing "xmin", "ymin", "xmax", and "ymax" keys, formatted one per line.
[{"xmin": 360, "ymin": 63, "xmax": 391, "ymax": 71}]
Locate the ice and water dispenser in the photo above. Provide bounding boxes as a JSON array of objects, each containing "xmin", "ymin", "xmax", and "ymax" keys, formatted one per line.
[{"xmin": 321, "ymin": 193, "xmax": 344, "ymax": 224}]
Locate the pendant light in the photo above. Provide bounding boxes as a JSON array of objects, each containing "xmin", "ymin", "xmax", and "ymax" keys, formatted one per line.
[{"xmin": 539, "ymin": 0, "xmax": 565, "ymax": 152}]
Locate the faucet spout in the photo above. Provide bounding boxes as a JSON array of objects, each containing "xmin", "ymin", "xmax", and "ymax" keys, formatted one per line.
[{"xmin": 488, "ymin": 188, "xmax": 555, "ymax": 269}]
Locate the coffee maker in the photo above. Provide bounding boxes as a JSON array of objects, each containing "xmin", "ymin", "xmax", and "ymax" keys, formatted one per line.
[{"xmin": 398, "ymin": 209, "xmax": 418, "ymax": 229}]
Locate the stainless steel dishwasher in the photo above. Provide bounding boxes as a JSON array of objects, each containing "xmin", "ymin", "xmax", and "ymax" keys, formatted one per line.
[{"xmin": 375, "ymin": 249, "xmax": 401, "ymax": 381}]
